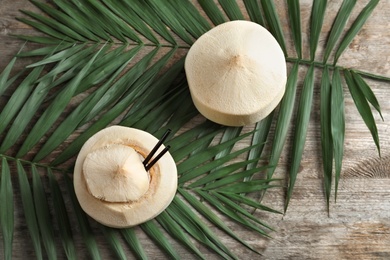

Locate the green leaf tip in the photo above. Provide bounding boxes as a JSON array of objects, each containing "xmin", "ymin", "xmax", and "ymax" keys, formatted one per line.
[{"xmin": 344, "ymin": 69, "xmax": 381, "ymax": 157}]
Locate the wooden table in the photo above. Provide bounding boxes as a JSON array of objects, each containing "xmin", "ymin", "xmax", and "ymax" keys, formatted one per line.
[{"xmin": 1, "ymin": 1, "xmax": 390, "ymax": 259}]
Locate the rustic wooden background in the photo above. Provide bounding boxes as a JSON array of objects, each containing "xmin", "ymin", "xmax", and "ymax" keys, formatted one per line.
[{"xmin": 1, "ymin": 0, "xmax": 390, "ymax": 259}]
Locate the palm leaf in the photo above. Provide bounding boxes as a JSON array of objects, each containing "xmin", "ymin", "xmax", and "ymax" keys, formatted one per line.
[
  {"xmin": 212, "ymin": 191, "xmax": 274, "ymax": 232},
  {"xmin": 217, "ymin": 179, "xmax": 279, "ymax": 194},
  {"xmin": 1, "ymin": 0, "xmax": 389, "ymax": 258},
  {"xmin": 197, "ymin": 189, "xmax": 271, "ymax": 238},
  {"xmin": 85, "ymin": 0, "xmax": 141, "ymax": 43},
  {"xmin": 169, "ymin": 196, "xmax": 237, "ymax": 259},
  {"xmin": 285, "ymin": 65, "xmax": 315, "ymax": 212},
  {"xmin": 0, "ymin": 54, "xmax": 19, "ymax": 95},
  {"xmin": 0, "ymin": 64, "xmax": 44, "ymax": 138},
  {"xmin": 63, "ymin": 173, "xmax": 101, "ymax": 260},
  {"xmin": 51, "ymin": 0, "xmax": 108, "ymax": 42},
  {"xmin": 120, "ymin": 228, "xmax": 148, "ymax": 260},
  {"xmin": 178, "ymin": 187, "xmax": 258, "ymax": 254},
  {"xmin": 68, "ymin": 0, "xmax": 118, "ymax": 41},
  {"xmin": 16, "ymin": 17, "xmax": 72, "ymax": 42},
  {"xmin": 165, "ymin": 0, "xmax": 212, "ymax": 38},
  {"xmin": 16, "ymin": 161, "xmax": 43, "ymax": 260},
  {"xmin": 287, "ymin": 0, "xmax": 302, "ymax": 58},
  {"xmin": 47, "ymin": 169, "xmax": 76, "ymax": 259},
  {"xmin": 101, "ymin": 227, "xmax": 127, "ymax": 260},
  {"xmin": 16, "ymin": 45, "xmax": 105, "ymax": 158},
  {"xmin": 330, "ymin": 68, "xmax": 345, "ymax": 202},
  {"xmin": 266, "ymin": 62, "xmax": 299, "ymax": 179},
  {"xmin": 16, "ymin": 43, "xmax": 72, "ymax": 57},
  {"xmin": 243, "ymin": 0, "xmax": 265, "ymax": 25},
  {"xmin": 140, "ymin": 220, "xmax": 180, "ymax": 260},
  {"xmin": 219, "ymin": 0, "xmax": 245, "ymax": 20},
  {"xmin": 35, "ymin": 45, "xmax": 96, "ymax": 84},
  {"xmin": 214, "ymin": 127, "xmax": 243, "ymax": 160},
  {"xmin": 121, "ymin": 0, "xmax": 176, "ymax": 44},
  {"xmin": 189, "ymin": 159, "xmax": 258, "ymax": 188},
  {"xmin": 31, "ymin": 165, "xmax": 57, "ymax": 259},
  {"xmin": 334, "ymin": 0, "xmax": 380, "ymax": 63},
  {"xmin": 178, "ymin": 135, "xmax": 259, "ymax": 184},
  {"xmin": 320, "ymin": 66, "xmax": 333, "ymax": 209},
  {"xmin": 33, "ymin": 46, "xmax": 141, "ymax": 161},
  {"xmin": 145, "ymin": 0, "xmax": 194, "ymax": 44},
  {"xmin": 203, "ymin": 166, "xmax": 273, "ymax": 191},
  {"xmin": 20, "ymin": 9, "xmax": 86, "ymax": 42},
  {"xmin": 344, "ymin": 70, "xmax": 381, "ymax": 155},
  {"xmin": 51, "ymin": 48, "xmax": 162, "ymax": 165},
  {"xmin": 197, "ymin": 0, "xmax": 227, "ymax": 25},
  {"xmin": 223, "ymin": 192, "xmax": 282, "ymax": 215},
  {"xmin": 350, "ymin": 70, "xmax": 383, "ymax": 120},
  {"xmin": 246, "ymin": 114, "xmax": 274, "ymax": 172},
  {"xmin": 309, "ymin": 0, "xmax": 327, "ymax": 60},
  {"xmin": 13, "ymin": 35, "xmax": 65, "ymax": 45},
  {"xmin": 30, "ymin": 0, "xmax": 99, "ymax": 41},
  {"xmin": 261, "ymin": 0, "xmax": 287, "ymax": 55},
  {"xmin": 352, "ymin": 69, "xmax": 390, "ymax": 82},
  {"xmin": 0, "ymin": 158, "xmax": 14, "ymax": 260},
  {"xmin": 156, "ymin": 210, "xmax": 205, "ymax": 259},
  {"xmin": 323, "ymin": 0, "xmax": 357, "ymax": 63},
  {"xmin": 0, "ymin": 45, "xmax": 100, "ymax": 153}
]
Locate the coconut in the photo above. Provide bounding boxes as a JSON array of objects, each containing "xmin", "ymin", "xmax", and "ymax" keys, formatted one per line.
[
  {"xmin": 185, "ymin": 20, "xmax": 287, "ymax": 126},
  {"xmin": 73, "ymin": 126, "xmax": 177, "ymax": 228}
]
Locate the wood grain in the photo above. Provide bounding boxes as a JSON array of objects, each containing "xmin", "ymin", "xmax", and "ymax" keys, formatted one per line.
[{"xmin": 1, "ymin": 0, "xmax": 390, "ymax": 259}]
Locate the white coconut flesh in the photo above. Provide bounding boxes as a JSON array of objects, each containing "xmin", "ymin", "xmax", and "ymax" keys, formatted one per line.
[
  {"xmin": 74, "ymin": 126, "xmax": 177, "ymax": 228},
  {"xmin": 83, "ymin": 144, "xmax": 150, "ymax": 202},
  {"xmin": 185, "ymin": 20, "xmax": 287, "ymax": 126}
]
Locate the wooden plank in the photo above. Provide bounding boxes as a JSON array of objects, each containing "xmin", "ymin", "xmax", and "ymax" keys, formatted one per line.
[{"xmin": 1, "ymin": 0, "xmax": 390, "ymax": 259}]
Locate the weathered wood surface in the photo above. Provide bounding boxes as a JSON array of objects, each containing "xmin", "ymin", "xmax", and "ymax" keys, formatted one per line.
[{"xmin": 1, "ymin": 0, "xmax": 390, "ymax": 259}]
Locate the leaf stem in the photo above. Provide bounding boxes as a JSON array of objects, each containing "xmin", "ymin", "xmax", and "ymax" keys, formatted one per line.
[
  {"xmin": 126, "ymin": 42, "xmax": 190, "ymax": 49},
  {"xmin": 350, "ymin": 69, "xmax": 390, "ymax": 82},
  {"xmin": 286, "ymin": 57, "xmax": 327, "ymax": 68},
  {"xmin": 286, "ymin": 57, "xmax": 390, "ymax": 82},
  {"xmin": 0, "ymin": 154, "xmax": 66, "ymax": 173}
]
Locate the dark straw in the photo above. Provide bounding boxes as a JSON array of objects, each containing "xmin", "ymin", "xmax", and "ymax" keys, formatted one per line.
[
  {"xmin": 145, "ymin": 145, "xmax": 171, "ymax": 171},
  {"xmin": 143, "ymin": 129, "xmax": 171, "ymax": 167}
]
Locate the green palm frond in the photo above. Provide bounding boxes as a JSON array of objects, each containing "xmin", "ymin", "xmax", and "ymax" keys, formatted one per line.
[
  {"xmin": 320, "ymin": 66, "xmax": 333, "ymax": 208},
  {"xmin": 261, "ymin": 0, "xmax": 287, "ymax": 55},
  {"xmin": 323, "ymin": 0, "xmax": 357, "ymax": 63},
  {"xmin": 344, "ymin": 70, "xmax": 381, "ymax": 154},
  {"xmin": 284, "ymin": 64, "xmax": 315, "ymax": 212},
  {"xmin": 15, "ymin": 161, "xmax": 43, "ymax": 260},
  {"xmin": 0, "ymin": 158, "xmax": 13, "ymax": 260},
  {"xmin": 277, "ymin": 0, "xmax": 385, "ymax": 211},
  {"xmin": 330, "ymin": 68, "xmax": 345, "ymax": 203},
  {"xmin": 63, "ymin": 173, "xmax": 101, "ymax": 259},
  {"xmin": 1, "ymin": 0, "xmax": 389, "ymax": 258}
]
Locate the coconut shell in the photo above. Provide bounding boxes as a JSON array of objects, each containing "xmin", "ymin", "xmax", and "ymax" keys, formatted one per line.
[{"xmin": 185, "ymin": 20, "xmax": 287, "ymax": 126}]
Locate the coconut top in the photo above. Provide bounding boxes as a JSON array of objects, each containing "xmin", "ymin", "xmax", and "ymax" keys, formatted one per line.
[
  {"xmin": 185, "ymin": 20, "xmax": 287, "ymax": 126},
  {"xmin": 83, "ymin": 144, "xmax": 150, "ymax": 203}
]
